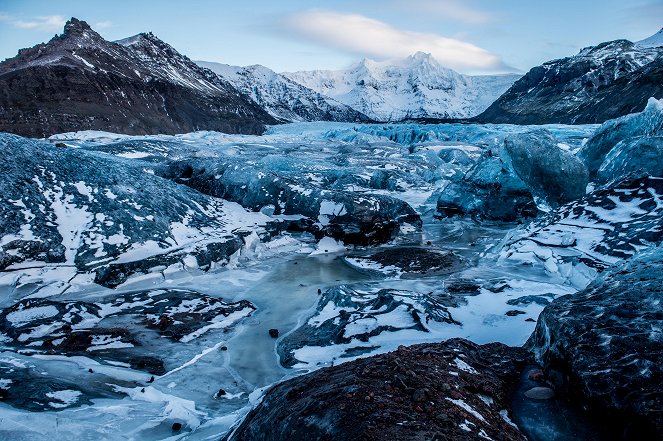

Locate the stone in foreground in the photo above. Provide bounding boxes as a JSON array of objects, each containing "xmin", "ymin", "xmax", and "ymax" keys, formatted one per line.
[{"xmin": 228, "ymin": 339, "xmax": 531, "ymax": 441}]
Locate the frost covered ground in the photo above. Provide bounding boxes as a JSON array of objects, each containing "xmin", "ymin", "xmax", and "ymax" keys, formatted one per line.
[{"xmin": 0, "ymin": 118, "xmax": 659, "ymax": 440}]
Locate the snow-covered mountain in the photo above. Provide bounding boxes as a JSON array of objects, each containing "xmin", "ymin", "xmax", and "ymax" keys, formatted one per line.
[
  {"xmin": 636, "ymin": 27, "xmax": 663, "ymax": 48},
  {"xmin": 477, "ymin": 29, "xmax": 663, "ymax": 124},
  {"xmin": 283, "ymin": 52, "xmax": 521, "ymax": 122},
  {"xmin": 0, "ymin": 18, "xmax": 275, "ymax": 137},
  {"xmin": 197, "ymin": 61, "xmax": 371, "ymax": 123}
]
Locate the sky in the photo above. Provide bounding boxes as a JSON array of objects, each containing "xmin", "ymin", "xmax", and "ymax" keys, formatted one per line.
[{"xmin": 0, "ymin": 0, "xmax": 661, "ymax": 74}]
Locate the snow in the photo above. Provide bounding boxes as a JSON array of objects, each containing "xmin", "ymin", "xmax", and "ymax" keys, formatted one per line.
[
  {"xmin": 310, "ymin": 237, "xmax": 346, "ymax": 256},
  {"xmin": 636, "ymin": 28, "xmax": 663, "ymax": 48},
  {"xmin": 46, "ymin": 390, "xmax": 82, "ymax": 408},
  {"xmin": 284, "ymin": 53, "xmax": 521, "ymax": 121},
  {"xmin": 446, "ymin": 397, "xmax": 486, "ymax": 422},
  {"xmin": 6, "ymin": 305, "xmax": 59, "ymax": 327}
]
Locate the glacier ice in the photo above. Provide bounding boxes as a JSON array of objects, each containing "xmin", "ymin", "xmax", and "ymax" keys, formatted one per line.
[{"xmin": 579, "ymin": 97, "xmax": 663, "ymax": 179}]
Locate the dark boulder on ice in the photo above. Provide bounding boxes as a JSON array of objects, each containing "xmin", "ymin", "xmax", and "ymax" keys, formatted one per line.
[
  {"xmin": 436, "ymin": 152, "xmax": 538, "ymax": 221},
  {"xmin": 528, "ymin": 246, "xmax": 663, "ymax": 439},
  {"xmin": 227, "ymin": 339, "xmax": 531, "ymax": 441},
  {"xmin": 579, "ymin": 98, "xmax": 663, "ymax": 180},
  {"xmin": 343, "ymin": 246, "xmax": 464, "ymax": 278},
  {"xmin": 503, "ymin": 130, "xmax": 589, "ymax": 205}
]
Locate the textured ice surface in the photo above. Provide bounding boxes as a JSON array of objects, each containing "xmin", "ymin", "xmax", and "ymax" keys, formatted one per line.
[{"xmin": 2, "ymin": 120, "xmax": 657, "ymax": 440}]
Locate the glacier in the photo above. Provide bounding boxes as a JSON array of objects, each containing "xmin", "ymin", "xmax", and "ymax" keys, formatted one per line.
[{"xmin": 1, "ymin": 103, "xmax": 662, "ymax": 439}]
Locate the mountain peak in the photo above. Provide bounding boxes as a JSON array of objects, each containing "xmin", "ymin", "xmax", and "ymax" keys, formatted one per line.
[{"xmin": 63, "ymin": 17, "xmax": 93, "ymax": 35}]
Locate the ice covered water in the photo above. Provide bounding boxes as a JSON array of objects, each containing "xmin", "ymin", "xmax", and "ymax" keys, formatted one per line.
[{"xmin": 1, "ymin": 120, "xmax": 643, "ymax": 440}]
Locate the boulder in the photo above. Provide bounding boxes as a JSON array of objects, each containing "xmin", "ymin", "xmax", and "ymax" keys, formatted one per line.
[
  {"xmin": 228, "ymin": 339, "xmax": 531, "ymax": 441},
  {"xmin": 528, "ymin": 246, "xmax": 663, "ymax": 438}
]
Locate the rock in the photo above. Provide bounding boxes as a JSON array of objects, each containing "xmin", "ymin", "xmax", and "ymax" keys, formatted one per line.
[
  {"xmin": 226, "ymin": 339, "xmax": 531, "ymax": 441},
  {"xmin": 528, "ymin": 246, "xmax": 663, "ymax": 438},
  {"xmin": 579, "ymin": 97, "xmax": 663, "ymax": 179},
  {"xmin": 268, "ymin": 329, "xmax": 279, "ymax": 338},
  {"xmin": 527, "ymin": 369, "xmax": 545, "ymax": 382},
  {"xmin": 343, "ymin": 247, "xmax": 464, "ymax": 278},
  {"xmin": 506, "ymin": 295, "xmax": 552, "ymax": 307},
  {"xmin": 216, "ymin": 388, "xmax": 227, "ymax": 398},
  {"xmin": 436, "ymin": 152, "xmax": 538, "ymax": 221},
  {"xmin": 0, "ymin": 18, "xmax": 275, "ymax": 137},
  {"xmin": 524, "ymin": 387, "xmax": 555, "ymax": 400},
  {"xmin": 172, "ymin": 422, "xmax": 182, "ymax": 431},
  {"xmin": 505, "ymin": 310, "xmax": 526, "ymax": 316},
  {"xmin": 0, "ymin": 289, "xmax": 255, "ymax": 375},
  {"xmin": 503, "ymin": 130, "xmax": 589, "ymax": 205},
  {"xmin": 0, "ymin": 134, "xmax": 274, "ymax": 286},
  {"xmin": 499, "ymin": 175, "xmax": 663, "ymax": 288}
]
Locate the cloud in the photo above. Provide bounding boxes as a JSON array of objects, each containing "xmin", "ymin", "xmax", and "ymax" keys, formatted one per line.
[
  {"xmin": 11, "ymin": 15, "xmax": 67, "ymax": 32},
  {"xmin": 400, "ymin": 0, "xmax": 495, "ymax": 24},
  {"xmin": 280, "ymin": 11, "xmax": 509, "ymax": 73}
]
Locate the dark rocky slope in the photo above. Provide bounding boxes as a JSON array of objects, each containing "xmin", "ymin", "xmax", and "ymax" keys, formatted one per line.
[
  {"xmin": 228, "ymin": 339, "xmax": 532, "ymax": 441},
  {"xmin": 0, "ymin": 18, "xmax": 276, "ymax": 137},
  {"xmin": 476, "ymin": 35, "xmax": 663, "ymax": 124},
  {"xmin": 529, "ymin": 246, "xmax": 663, "ymax": 439}
]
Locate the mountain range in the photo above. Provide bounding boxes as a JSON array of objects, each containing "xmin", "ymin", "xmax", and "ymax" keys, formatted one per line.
[
  {"xmin": 197, "ymin": 61, "xmax": 371, "ymax": 123},
  {"xmin": 0, "ymin": 18, "xmax": 661, "ymax": 137}
]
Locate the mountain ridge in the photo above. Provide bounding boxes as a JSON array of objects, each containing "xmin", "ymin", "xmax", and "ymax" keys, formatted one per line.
[
  {"xmin": 197, "ymin": 61, "xmax": 372, "ymax": 123},
  {"xmin": 475, "ymin": 31, "xmax": 663, "ymax": 124},
  {"xmin": 0, "ymin": 18, "xmax": 276, "ymax": 137}
]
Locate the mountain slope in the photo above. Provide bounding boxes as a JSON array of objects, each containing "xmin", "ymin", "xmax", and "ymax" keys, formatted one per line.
[
  {"xmin": 476, "ymin": 30, "xmax": 663, "ymax": 124},
  {"xmin": 284, "ymin": 52, "xmax": 520, "ymax": 122},
  {"xmin": 0, "ymin": 18, "xmax": 277, "ymax": 137},
  {"xmin": 198, "ymin": 61, "xmax": 371, "ymax": 123}
]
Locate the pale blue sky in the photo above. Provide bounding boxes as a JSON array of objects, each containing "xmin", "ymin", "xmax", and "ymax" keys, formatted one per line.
[{"xmin": 0, "ymin": 0, "xmax": 661, "ymax": 74}]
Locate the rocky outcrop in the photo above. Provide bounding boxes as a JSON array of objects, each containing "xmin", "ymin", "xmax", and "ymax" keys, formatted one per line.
[
  {"xmin": 499, "ymin": 175, "xmax": 663, "ymax": 287},
  {"xmin": 278, "ymin": 286, "xmax": 461, "ymax": 368},
  {"xmin": 0, "ymin": 18, "xmax": 276, "ymax": 137},
  {"xmin": 476, "ymin": 37, "xmax": 663, "ymax": 124},
  {"xmin": 229, "ymin": 339, "xmax": 531, "ymax": 441},
  {"xmin": 0, "ymin": 288, "xmax": 255, "ymax": 410},
  {"xmin": 343, "ymin": 246, "xmax": 464, "ymax": 278},
  {"xmin": 528, "ymin": 246, "xmax": 663, "ymax": 439}
]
